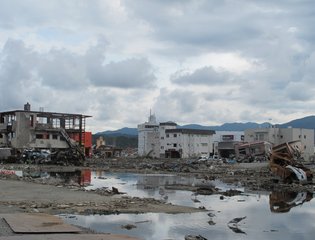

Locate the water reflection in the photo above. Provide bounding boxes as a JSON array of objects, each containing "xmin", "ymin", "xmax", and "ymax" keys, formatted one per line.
[
  {"xmin": 269, "ymin": 191, "xmax": 313, "ymax": 213},
  {"xmin": 24, "ymin": 169, "xmax": 92, "ymax": 186},
  {"xmin": 60, "ymin": 172, "xmax": 315, "ymax": 240}
]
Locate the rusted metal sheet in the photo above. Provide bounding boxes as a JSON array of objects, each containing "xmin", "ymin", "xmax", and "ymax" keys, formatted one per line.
[
  {"xmin": 3, "ymin": 213, "xmax": 82, "ymax": 233},
  {"xmin": 0, "ymin": 234, "xmax": 141, "ymax": 240}
]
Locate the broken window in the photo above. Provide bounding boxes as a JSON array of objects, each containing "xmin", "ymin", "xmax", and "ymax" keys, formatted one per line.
[
  {"xmin": 52, "ymin": 119, "xmax": 60, "ymax": 128},
  {"xmin": 30, "ymin": 115, "xmax": 34, "ymax": 127},
  {"xmin": 36, "ymin": 134, "xmax": 44, "ymax": 139}
]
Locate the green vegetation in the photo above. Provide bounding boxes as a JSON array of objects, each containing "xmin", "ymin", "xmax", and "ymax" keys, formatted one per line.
[{"xmin": 93, "ymin": 134, "xmax": 138, "ymax": 149}]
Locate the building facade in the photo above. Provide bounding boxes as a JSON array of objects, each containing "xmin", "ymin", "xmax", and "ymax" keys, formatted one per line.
[
  {"xmin": 212, "ymin": 131, "xmax": 244, "ymax": 158},
  {"xmin": 138, "ymin": 115, "xmax": 216, "ymax": 159},
  {"xmin": 0, "ymin": 103, "xmax": 92, "ymax": 156},
  {"xmin": 245, "ymin": 127, "xmax": 314, "ymax": 160},
  {"xmin": 163, "ymin": 128, "xmax": 215, "ymax": 158},
  {"xmin": 137, "ymin": 113, "xmax": 159, "ymax": 158}
]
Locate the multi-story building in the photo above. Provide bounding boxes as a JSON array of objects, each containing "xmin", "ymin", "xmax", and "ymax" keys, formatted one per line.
[
  {"xmin": 138, "ymin": 115, "xmax": 216, "ymax": 159},
  {"xmin": 0, "ymin": 103, "xmax": 92, "ymax": 157},
  {"xmin": 212, "ymin": 131, "xmax": 244, "ymax": 158},
  {"xmin": 159, "ymin": 121, "xmax": 177, "ymax": 157},
  {"xmin": 245, "ymin": 127, "xmax": 314, "ymax": 160},
  {"xmin": 137, "ymin": 113, "xmax": 159, "ymax": 158},
  {"xmin": 163, "ymin": 128, "xmax": 215, "ymax": 158}
]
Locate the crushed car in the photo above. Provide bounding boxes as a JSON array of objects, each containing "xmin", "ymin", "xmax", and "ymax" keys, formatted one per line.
[{"xmin": 268, "ymin": 141, "xmax": 313, "ymax": 184}]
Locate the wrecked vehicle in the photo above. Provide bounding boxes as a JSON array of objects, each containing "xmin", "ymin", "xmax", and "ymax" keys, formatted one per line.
[{"xmin": 268, "ymin": 141, "xmax": 313, "ymax": 184}]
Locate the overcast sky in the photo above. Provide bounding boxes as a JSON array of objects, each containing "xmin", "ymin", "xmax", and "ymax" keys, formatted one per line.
[{"xmin": 1, "ymin": 0, "xmax": 315, "ymax": 132}]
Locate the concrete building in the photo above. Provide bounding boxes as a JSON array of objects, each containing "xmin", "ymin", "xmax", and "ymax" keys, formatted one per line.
[
  {"xmin": 212, "ymin": 131, "xmax": 244, "ymax": 158},
  {"xmin": 162, "ymin": 128, "xmax": 215, "ymax": 158},
  {"xmin": 159, "ymin": 121, "xmax": 177, "ymax": 158},
  {"xmin": 137, "ymin": 113, "xmax": 159, "ymax": 158},
  {"xmin": 245, "ymin": 127, "xmax": 314, "ymax": 161},
  {"xmin": 138, "ymin": 114, "xmax": 216, "ymax": 159},
  {"xmin": 0, "ymin": 103, "xmax": 92, "ymax": 156}
]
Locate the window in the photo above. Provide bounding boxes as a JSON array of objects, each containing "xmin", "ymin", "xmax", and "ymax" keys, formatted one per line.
[
  {"xmin": 166, "ymin": 134, "xmax": 169, "ymax": 138},
  {"xmin": 0, "ymin": 134, "xmax": 3, "ymax": 138},
  {"xmin": 161, "ymin": 146, "xmax": 164, "ymax": 149},
  {"xmin": 304, "ymin": 145, "xmax": 306, "ymax": 149},
  {"xmin": 29, "ymin": 115, "xmax": 34, "ymax": 127},
  {"xmin": 173, "ymin": 143, "xmax": 177, "ymax": 147},
  {"xmin": 161, "ymin": 137, "xmax": 164, "ymax": 139},
  {"xmin": 304, "ymin": 135, "xmax": 306, "ymax": 139},
  {"xmin": 36, "ymin": 134, "xmax": 44, "ymax": 139},
  {"xmin": 52, "ymin": 134, "xmax": 58, "ymax": 140},
  {"xmin": 174, "ymin": 134, "xmax": 177, "ymax": 137},
  {"xmin": 280, "ymin": 135, "xmax": 283, "ymax": 139},
  {"xmin": 201, "ymin": 143, "xmax": 208, "ymax": 146}
]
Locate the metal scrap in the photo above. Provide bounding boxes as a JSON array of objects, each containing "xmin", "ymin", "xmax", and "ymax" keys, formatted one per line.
[{"xmin": 268, "ymin": 141, "xmax": 313, "ymax": 183}]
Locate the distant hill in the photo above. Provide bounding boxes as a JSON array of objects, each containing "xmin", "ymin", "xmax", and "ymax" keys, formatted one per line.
[
  {"xmin": 277, "ymin": 115, "xmax": 315, "ymax": 129},
  {"xmin": 180, "ymin": 122, "xmax": 270, "ymax": 131},
  {"xmin": 96, "ymin": 127, "xmax": 138, "ymax": 136}
]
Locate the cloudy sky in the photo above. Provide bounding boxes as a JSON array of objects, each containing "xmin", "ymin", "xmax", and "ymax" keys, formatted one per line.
[{"xmin": 1, "ymin": 0, "xmax": 315, "ymax": 132}]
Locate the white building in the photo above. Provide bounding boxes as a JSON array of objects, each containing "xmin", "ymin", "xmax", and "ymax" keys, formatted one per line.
[
  {"xmin": 159, "ymin": 121, "xmax": 177, "ymax": 157},
  {"xmin": 137, "ymin": 114, "xmax": 159, "ymax": 158},
  {"xmin": 245, "ymin": 127, "xmax": 314, "ymax": 160},
  {"xmin": 138, "ymin": 115, "xmax": 216, "ymax": 159},
  {"xmin": 162, "ymin": 128, "xmax": 215, "ymax": 158}
]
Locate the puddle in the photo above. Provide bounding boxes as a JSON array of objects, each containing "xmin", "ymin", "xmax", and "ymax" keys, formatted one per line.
[
  {"xmin": 85, "ymin": 171, "xmax": 243, "ymax": 206},
  {"xmin": 59, "ymin": 172, "xmax": 315, "ymax": 240}
]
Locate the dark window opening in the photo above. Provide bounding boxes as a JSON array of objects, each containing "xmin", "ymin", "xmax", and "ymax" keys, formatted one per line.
[{"xmin": 36, "ymin": 134, "xmax": 43, "ymax": 139}]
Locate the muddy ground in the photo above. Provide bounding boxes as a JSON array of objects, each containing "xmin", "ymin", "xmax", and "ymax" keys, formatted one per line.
[{"xmin": 0, "ymin": 157, "xmax": 314, "ymax": 215}]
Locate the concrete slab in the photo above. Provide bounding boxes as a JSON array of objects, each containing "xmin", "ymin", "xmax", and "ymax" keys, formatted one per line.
[
  {"xmin": 0, "ymin": 234, "xmax": 142, "ymax": 240},
  {"xmin": 2, "ymin": 213, "xmax": 82, "ymax": 233}
]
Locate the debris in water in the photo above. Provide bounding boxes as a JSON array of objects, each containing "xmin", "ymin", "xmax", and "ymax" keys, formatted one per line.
[
  {"xmin": 228, "ymin": 216, "xmax": 246, "ymax": 224},
  {"xmin": 121, "ymin": 224, "xmax": 137, "ymax": 230},
  {"xmin": 185, "ymin": 235, "xmax": 208, "ymax": 240}
]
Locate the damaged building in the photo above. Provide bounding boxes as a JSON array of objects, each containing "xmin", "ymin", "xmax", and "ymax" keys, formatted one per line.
[
  {"xmin": 212, "ymin": 131, "xmax": 244, "ymax": 158},
  {"xmin": 244, "ymin": 127, "xmax": 314, "ymax": 161},
  {"xmin": 0, "ymin": 103, "xmax": 92, "ymax": 163},
  {"xmin": 138, "ymin": 114, "xmax": 215, "ymax": 159}
]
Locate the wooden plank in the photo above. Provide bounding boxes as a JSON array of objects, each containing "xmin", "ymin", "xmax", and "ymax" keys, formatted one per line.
[{"xmin": 3, "ymin": 213, "xmax": 82, "ymax": 233}]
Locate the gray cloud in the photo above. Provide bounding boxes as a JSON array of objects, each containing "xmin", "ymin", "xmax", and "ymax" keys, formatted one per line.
[
  {"xmin": 89, "ymin": 58, "xmax": 157, "ymax": 89},
  {"xmin": 1, "ymin": 0, "xmax": 315, "ymax": 130},
  {"xmin": 171, "ymin": 67, "xmax": 231, "ymax": 86}
]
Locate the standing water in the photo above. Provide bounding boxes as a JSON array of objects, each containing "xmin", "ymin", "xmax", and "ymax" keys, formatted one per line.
[{"xmin": 60, "ymin": 171, "xmax": 315, "ymax": 240}]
